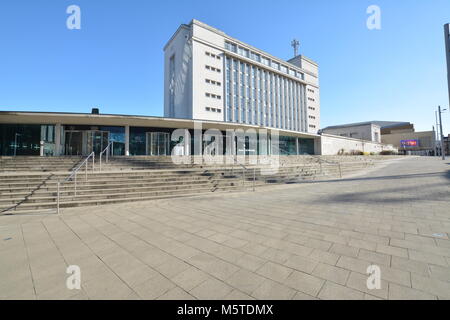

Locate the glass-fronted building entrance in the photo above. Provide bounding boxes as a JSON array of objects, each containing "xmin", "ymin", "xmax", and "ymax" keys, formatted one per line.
[{"xmin": 0, "ymin": 112, "xmax": 319, "ymax": 157}]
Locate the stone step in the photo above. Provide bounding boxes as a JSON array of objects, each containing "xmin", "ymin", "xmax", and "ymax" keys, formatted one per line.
[
  {"xmin": 0, "ymin": 180, "xmax": 248, "ymax": 205},
  {"xmin": 0, "ymin": 184, "xmax": 248, "ymax": 213}
]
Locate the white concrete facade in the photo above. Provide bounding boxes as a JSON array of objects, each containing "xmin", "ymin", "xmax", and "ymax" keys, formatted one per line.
[
  {"xmin": 164, "ymin": 19, "xmax": 321, "ymax": 134},
  {"xmin": 322, "ymin": 123, "xmax": 381, "ymax": 143},
  {"xmin": 320, "ymin": 134, "xmax": 397, "ymax": 155}
]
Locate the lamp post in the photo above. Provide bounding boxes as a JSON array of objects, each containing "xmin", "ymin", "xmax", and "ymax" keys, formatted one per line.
[
  {"xmin": 444, "ymin": 24, "xmax": 450, "ymax": 112},
  {"xmin": 435, "ymin": 111, "xmax": 440, "ymax": 156},
  {"xmin": 438, "ymin": 106, "xmax": 447, "ymax": 160}
]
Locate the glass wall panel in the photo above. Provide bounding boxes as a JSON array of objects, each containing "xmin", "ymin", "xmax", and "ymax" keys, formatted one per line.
[
  {"xmin": 299, "ymin": 138, "xmax": 315, "ymax": 155},
  {"xmin": 63, "ymin": 125, "xmax": 124, "ymax": 156},
  {"xmin": 279, "ymin": 136, "xmax": 297, "ymax": 155},
  {"xmin": 0, "ymin": 124, "xmax": 41, "ymax": 156},
  {"xmin": 130, "ymin": 127, "xmax": 147, "ymax": 156}
]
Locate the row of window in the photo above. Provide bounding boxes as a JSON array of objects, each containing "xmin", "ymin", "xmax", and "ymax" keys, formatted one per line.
[
  {"xmin": 205, "ymin": 107, "xmax": 222, "ymax": 113},
  {"xmin": 224, "ymin": 41, "xmax": 304, "ymax": 80},
  {"xmin": 205, "ymin": 65, "xmax": 221, "ymax": 73},
  {"xmin": 309, "ymin": 125, "xmax": 316, "ymax": 129},
  {"xmin": 205, "ymin": 79, "xmax": 221, "ymax": 86},
  {"xmin": 309, "ymin": 115, "xmax": 316, "ymax": 120},
  {"xmin": 308, "ymin": 106, "xmax": 316, "ymax": 111},
  {"xmin": 307, "ymin": 88, "xmax": 315, "ymax": 93},
  {"xmin": 224, "ymin": 57, "xmax": 308, "ymax": 132},
  {"xmin": 308, "ymin": 97, "xmax": 315, "ymax": 102},
  {"xmin": 205, "ymin": 51, "xmax": 221, "ymax": 60},
  {"xmin": 205, "ymin": 92, "xmax": 222, "ymax": 100}
]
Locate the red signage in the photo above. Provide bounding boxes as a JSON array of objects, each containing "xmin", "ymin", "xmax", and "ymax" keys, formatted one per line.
[{"xmin": 400, "ymin": 140, "xmax": 419, "ymax": 147}]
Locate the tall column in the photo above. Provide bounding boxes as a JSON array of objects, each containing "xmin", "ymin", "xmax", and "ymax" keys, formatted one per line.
[
  {"xmin": 445, "ymin": 24, "xmax": 450, "ymax": 109},
  {"xmin": 125, "ymin": 125, "xmax": 130, "ymax": 156},
  {"xmin": 55, "ymin": 124, "xmax": 62, "ymax": 156}
]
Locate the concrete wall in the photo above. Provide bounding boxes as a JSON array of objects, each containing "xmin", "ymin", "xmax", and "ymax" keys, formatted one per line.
[
  {"xmin": 164, "ymin": 26, "xmax": 193, "ymax": 119},
  {"xmin": 320, "ymin": 134, "xmax": 396, "ymax": 155},
  {"xmin": 322, "ymin": 124, "xmax": 381, "ymax": 143},
  {"xmin": 288, "ymin": 56, "xmax": 320, "ymax": 134},
  {"xmin": 381, "ymin": 131, "xmax": 436, "ymax": 151},
  {"xmin": 191, "ymin": 39, "xmax": 225, "ymax": 121}
]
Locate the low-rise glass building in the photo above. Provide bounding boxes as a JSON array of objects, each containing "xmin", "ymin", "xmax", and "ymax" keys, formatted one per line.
[{"xmin": 0, "ymin": 111, "xmax": 318, "ymax": 157}]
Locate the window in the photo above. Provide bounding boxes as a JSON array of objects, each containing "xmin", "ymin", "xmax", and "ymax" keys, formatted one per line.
[
  {"xmin": 205, "ymin": 51, "xmax": 221, "ymax": 60},
  {"xmin": 251, "ymin": 52, "xmax": 261, "ymax": 62},
  {"xmin": 205, "ymin": 79, "xmax": 221, "ymax": 86},
  {"xmin": 205, "ymin": 93, "xmax": 221, "ymax": 100},
  {"xmin": 205, "ymin": 65, "xmax": 221, "ymax": 73}
]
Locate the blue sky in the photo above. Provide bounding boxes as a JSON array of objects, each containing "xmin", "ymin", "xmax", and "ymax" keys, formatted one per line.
[{"xmin": 0, "ymin": 0, "xmax": 449, "ymax": 134}]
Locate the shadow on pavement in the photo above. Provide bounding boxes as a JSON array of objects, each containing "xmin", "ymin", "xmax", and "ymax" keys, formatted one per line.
[{"xmin": 298, "ymin": 170, "xmax": 450, "ymax": 184}]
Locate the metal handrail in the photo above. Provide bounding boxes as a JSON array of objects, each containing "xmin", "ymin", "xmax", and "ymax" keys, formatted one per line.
[
  {"xmin": 234, "ymin": 160, "xmax": 256, "ymax": 192},
  {"xmin": 315, "ymin": 157, "xmax": 342, "ymax": 179},
  {"xmin": 99, "ymin": 142, "xmax": 113, "ymax": 171},
  {"xmin": 56, "ymin": 152, "xmax": 95, "ymax": 214}
]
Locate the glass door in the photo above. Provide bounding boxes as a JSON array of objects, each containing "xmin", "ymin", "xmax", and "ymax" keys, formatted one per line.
[
  {"xmin": 86, "ymin": 131, "xmax": 109, "ymax": 155},
  {"xmin": 146, "ymin": 132, "xmax": 169, "ymax": 156},
  {"xmin": 65, "ymin": 131, "xmax": 83, "ymax": 156}
]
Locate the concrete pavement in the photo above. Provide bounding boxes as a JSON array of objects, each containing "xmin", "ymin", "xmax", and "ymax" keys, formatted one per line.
[{"xmin": 1, "ymin": 157, "xmax": 449, "ymax": 300}]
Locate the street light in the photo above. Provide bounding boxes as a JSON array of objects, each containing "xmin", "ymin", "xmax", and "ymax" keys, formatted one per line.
[{"xmin": 437, "ymin": 106, "xmax": 447, "ymax": 160}]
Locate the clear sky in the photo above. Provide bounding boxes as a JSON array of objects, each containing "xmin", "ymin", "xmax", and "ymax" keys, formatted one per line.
[{"xmin": 0, "ymin": 0, "xmax": 449, "ymax": 134}]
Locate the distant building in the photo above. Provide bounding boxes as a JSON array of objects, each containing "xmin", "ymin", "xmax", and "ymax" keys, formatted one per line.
[
  {"xmin": 164, "ymin": 19, "xmax": 320, "ymax": 134},
  {"xmin": 321, "ymin": 121, "xmax": 382, "ymax": 143},
  {"xmin": 322, "ymin": 121, "xmax": 436, "ymax": 155},
  {"xmin": 378, "ymin": 122, "xmax": 436, "ymax": 155},
  {"xmin": 443, "ymin": 134, "xmax": 450, "ymax": 156}
]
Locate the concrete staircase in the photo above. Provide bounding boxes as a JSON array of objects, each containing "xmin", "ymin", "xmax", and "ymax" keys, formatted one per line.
[
  {"xmin": 0, "ymin": 156, "xmax": 376, "ymax": 214},
  {"xmin": 0, "ymin": 156, "xmax": 83, "ymax": 173}
]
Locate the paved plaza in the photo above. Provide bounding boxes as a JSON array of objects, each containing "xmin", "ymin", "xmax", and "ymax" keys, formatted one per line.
[{"xmin": 1, "ymin": 157, "xmax": 450, "ymax": 300}]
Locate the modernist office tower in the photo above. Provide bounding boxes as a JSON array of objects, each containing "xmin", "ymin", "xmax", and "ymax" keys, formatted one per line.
[{"xmin": 164, "ymin": 19, "xmax": 320, "ymax": 134}]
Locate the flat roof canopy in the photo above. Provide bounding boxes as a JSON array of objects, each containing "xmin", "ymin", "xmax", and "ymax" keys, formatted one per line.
[{"xmin": 0, "ymin": 111, "xmax": 319, "ymax": 139}]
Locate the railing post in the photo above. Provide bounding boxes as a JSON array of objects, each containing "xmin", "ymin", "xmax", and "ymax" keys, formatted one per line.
[
  {"xmin": 57, "ymin": 181, "xmax": 60, "ymax": 215},
  {"xmin": 85, "ymin": 161, "xmax": 87, "ymax": 181},
  {"xmin": 242, "ymin": 168, "xmax": 245, "ymax": 187},
  {"xmin": 92, "ymin": 153, "xmax": 95, "ymax": 173},
  {"xmin": 338, "ymin": 163, "xmax": 342, "ymax": 179},
  {"xmin": 100, "ymin": 152, "xmax": 102, "ymax": 172},
  {"xmin": 253, "ymin": 168, "xmax": 256, "ymax": 192},
  {"xmin": 74, "ymin": 172, "xmax": 77, "ymax": 197}
]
